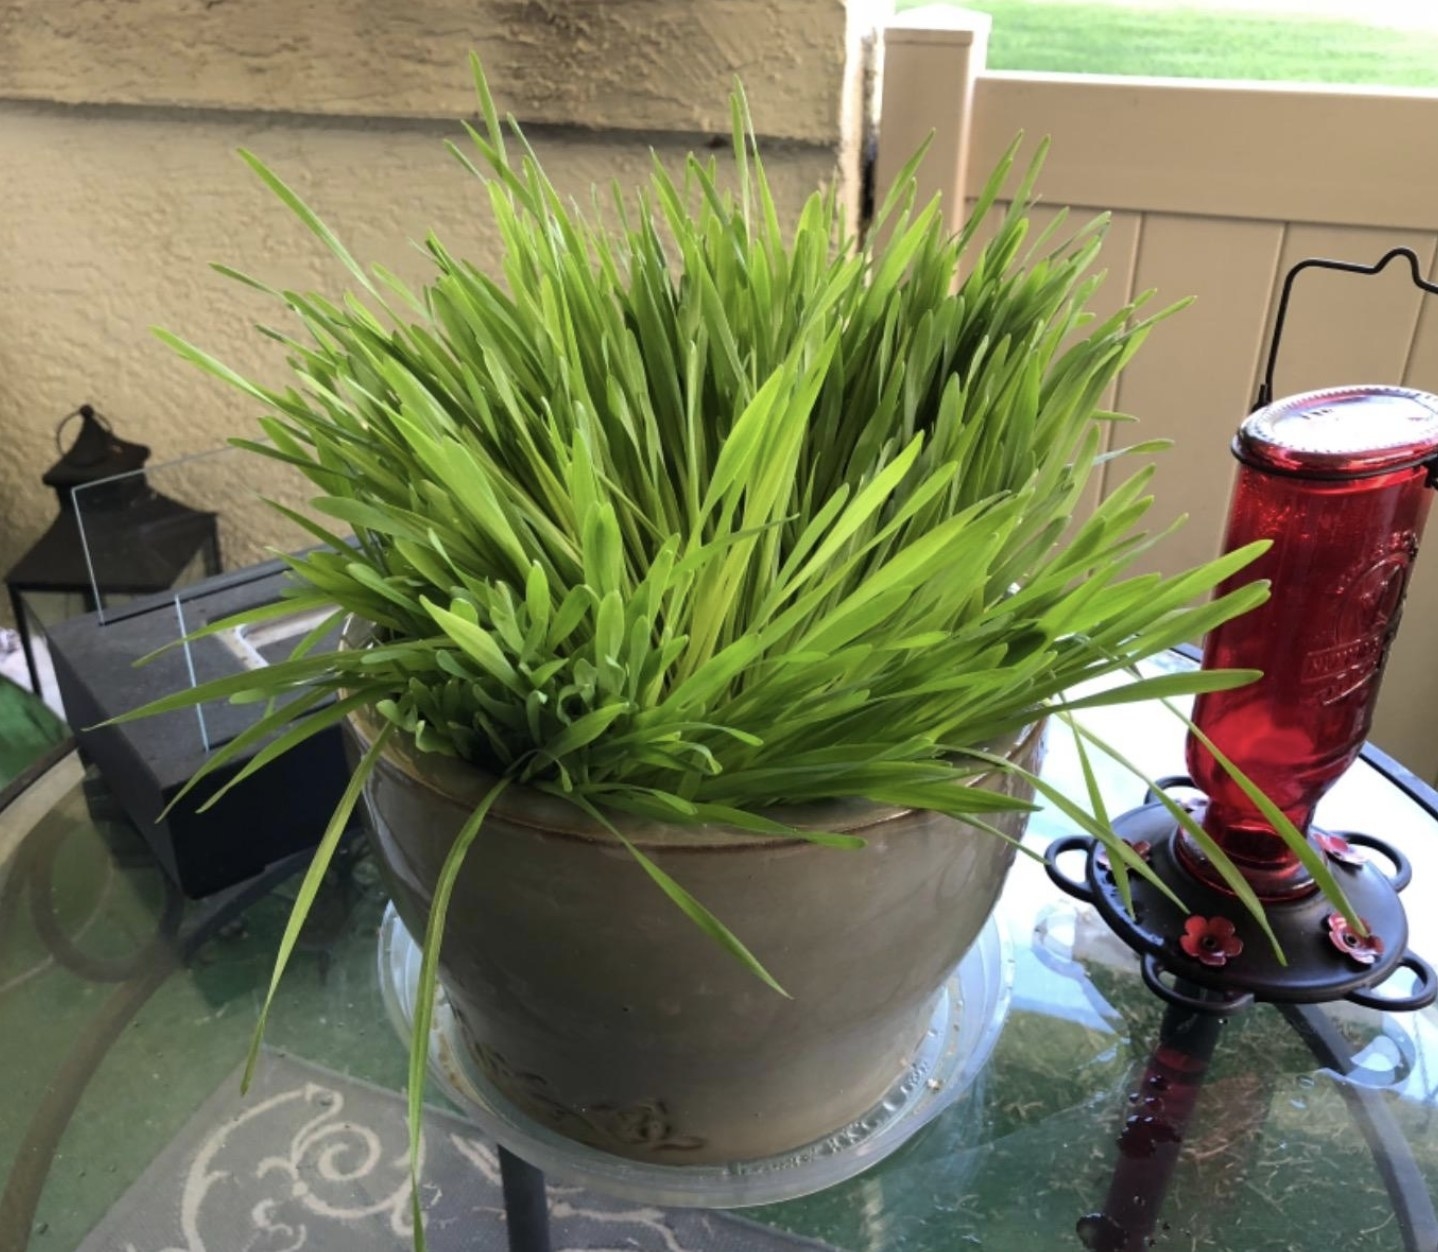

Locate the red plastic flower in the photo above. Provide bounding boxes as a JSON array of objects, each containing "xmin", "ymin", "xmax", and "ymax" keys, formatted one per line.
[
  {"xmin": 1178, "ymin": 915, "xmax": 1243, "ymax": 967},
  {"xmin": 1315, "ymin": 833, "xmax": 1367, "ymax": 868},
  {"xmin": 1326, "ymin": 913, "xmax": 1385, "ymax": 966}
]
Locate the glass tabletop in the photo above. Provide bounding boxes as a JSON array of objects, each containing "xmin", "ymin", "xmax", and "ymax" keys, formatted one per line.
[{"xmin": 4, "ymin": 668, "xmax": 1438, "ymax": 1252}]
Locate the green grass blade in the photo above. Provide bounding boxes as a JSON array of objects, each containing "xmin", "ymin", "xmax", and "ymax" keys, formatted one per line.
[
  {"xmin": 405, "ymin": 776, "xmax": 511, "ymax": 1247},
  {"xmin": 1050, "ymin": 668, "xmax": 1263, "ymax": 713},
  {"xmin": 1069, "ymin": 718, "xmax": 1286, "ymax": 959},
  {"xmin": 237, "ymin": 150, "xmax": 378, "ymax": 296},
  {"xmin": 572, "ymin": 797, "xmax": 789, "ymax": 997},
  {"xmin": 242, "ymin": 722, "xmax": 393, "ymax": 1092},
  {"xmin": 1177, "ymin": 704, "xmax": 1361, "ymax": 932}
]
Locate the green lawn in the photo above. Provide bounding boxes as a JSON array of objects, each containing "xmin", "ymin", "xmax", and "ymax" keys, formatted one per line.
[{"xmin": 898, "ymin": 0, "xmax": 1438, "ymax": 87}]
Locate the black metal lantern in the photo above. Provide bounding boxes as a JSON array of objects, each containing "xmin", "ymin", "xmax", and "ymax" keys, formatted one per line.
[
  {"xmin": 41, "ymin": 405, "xmax": 151, "ymax": 508},
  {"xmin": 4, "ymin": 406, "xmax": 221, "ymax": 706}
]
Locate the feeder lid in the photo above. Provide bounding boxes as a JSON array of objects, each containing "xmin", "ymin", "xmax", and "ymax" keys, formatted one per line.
[{"xmin": 1238, "ymin": 386, "xmax": 1438, "ymax": 478}]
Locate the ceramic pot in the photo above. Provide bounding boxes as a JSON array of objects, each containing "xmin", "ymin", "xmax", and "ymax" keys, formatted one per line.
[{"xmin": 349, "ymin": 706, "xmax": 1043, "ymax": 1165}]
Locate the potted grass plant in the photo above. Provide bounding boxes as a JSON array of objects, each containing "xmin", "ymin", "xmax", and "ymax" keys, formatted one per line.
[{"xmin": 117, "ymin": 56, "xmax": 1335, "ymax": 1224}]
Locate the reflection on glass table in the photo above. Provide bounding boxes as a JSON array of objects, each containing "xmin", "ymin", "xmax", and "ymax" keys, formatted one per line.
[{"xmin": 2, "ymin": 667, "xmax": 1438, "ymax": 1252}]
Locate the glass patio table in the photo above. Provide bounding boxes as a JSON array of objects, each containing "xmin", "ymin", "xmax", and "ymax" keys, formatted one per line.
[{"xmin": 4, "ymin": 659, "xmax": 1438, "ymax": 1252}]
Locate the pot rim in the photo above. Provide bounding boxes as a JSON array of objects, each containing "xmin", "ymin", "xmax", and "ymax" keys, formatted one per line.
[{"xmin": 342, "ymin": 618, "xmax": 1042, "ymax": 849}]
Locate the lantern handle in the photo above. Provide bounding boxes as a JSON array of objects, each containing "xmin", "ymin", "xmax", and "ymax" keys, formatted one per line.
[
  {"xmin": 53, "ymin": 404, "xmax": 113, "ymax": 457},
  {"xmin": 1256, "ymin": 246, "xmax": 1438, "ymax": 412}
]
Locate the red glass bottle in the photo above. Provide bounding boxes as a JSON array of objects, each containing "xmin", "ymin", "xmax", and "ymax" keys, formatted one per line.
[{"xmin": 1183, "ymin": 386, "xmax": 1438, "ymax": 899}]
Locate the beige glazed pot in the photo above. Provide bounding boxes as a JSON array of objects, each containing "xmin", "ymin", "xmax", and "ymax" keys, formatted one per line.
[{"xmin": 349, "ymin": 706, "xmax": 1044, "ymax": 1165}]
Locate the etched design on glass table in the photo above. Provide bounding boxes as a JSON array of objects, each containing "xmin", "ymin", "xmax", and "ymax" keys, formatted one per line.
[
  {"xmin": 104, "ymin": 1070, "xmax": 745, "ymax": 1252},
  {"xmin": 140, "ymin": 1081, "xmax": 425, "ymax": 1252}
]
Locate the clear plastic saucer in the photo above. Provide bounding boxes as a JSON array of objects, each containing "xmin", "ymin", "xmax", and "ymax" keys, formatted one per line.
[{"xmin": 377, "ymin": 903, "xmax": 1012, "ymax": 1207}]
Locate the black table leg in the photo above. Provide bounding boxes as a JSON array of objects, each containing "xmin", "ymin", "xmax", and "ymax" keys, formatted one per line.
[
  {"xmin": 1280, "ymin": 1002, "xmax": 1438, "ymax": 1252},
  {"xmin": 498, "ymin": 1146, "xmax": 551, "ymax": 1252}
]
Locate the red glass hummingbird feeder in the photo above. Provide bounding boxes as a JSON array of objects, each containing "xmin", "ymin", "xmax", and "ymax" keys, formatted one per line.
[{"xmin": 1047, "ymin": 246, "xmax": 1438, "ymax": 1015}]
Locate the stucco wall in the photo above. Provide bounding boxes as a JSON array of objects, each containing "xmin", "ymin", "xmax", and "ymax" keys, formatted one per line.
[
  {"xmin": 0, "ymin": 0, "xmax": 867, "ymax": 615},
  {"xmin": 0, "ymin": 0, "xmax": 852, "ymax": 140}
]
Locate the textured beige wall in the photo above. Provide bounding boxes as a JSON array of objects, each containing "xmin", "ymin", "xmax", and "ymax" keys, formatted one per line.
[
  {"xmin": 0, "ymin": 0, "xmax": 850, "ymax": 141},
  {"xmin": 0, "ymin": 1, "xmax": 863, "ymax": 612}
]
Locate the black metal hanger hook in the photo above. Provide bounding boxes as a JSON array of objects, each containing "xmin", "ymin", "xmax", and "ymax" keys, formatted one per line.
[{"xmin": 1256, "ymin": 246, "xmax": 1438, "ymax": 412}]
